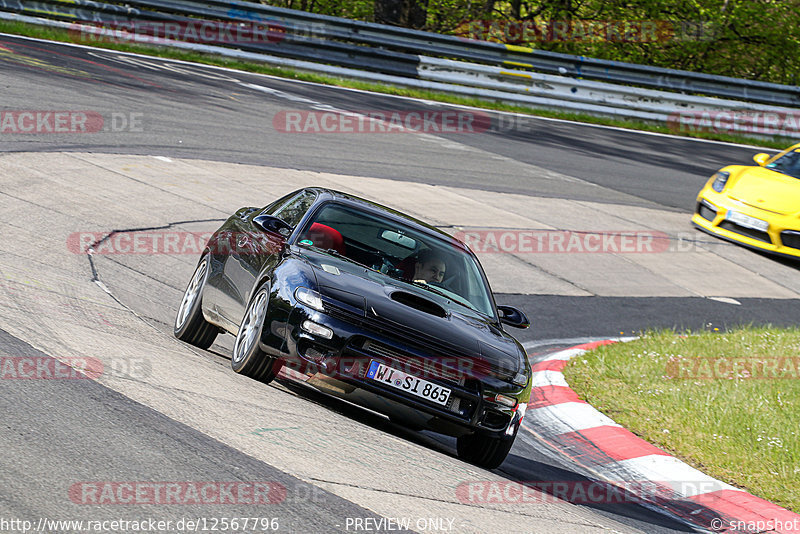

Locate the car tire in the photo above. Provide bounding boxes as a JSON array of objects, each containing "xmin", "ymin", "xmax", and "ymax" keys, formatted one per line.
[
  {"xmin": 456, "ymin": 423, "xmax": 518, "ymax": 469},
  {"xmin": 174, "ymin": 254, "xmax": 218, "ymax": 349},
  {"xmin": 231, "ymin": 282, "xmax": 282, "ymax": 384}
]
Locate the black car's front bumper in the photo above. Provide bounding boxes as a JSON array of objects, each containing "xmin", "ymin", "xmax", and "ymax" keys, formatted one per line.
[{"xmin": 268, "ymin": 302, "xmax": 528, "ymax": 438}]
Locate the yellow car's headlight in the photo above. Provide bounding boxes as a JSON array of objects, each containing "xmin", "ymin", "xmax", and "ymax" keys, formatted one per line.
[{"xmin": 711, "ymin": 171, "xmax": 730, "ymax": 192}]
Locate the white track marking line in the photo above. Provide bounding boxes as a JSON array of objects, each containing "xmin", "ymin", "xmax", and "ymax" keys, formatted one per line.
[{"xmin": 0, "ymin": 31, "xmax": 775, "ymax": 151}]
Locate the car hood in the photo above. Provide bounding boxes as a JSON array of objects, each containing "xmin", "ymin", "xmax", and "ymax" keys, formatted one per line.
[
  {"xmin": 727, "ymin": 166, "xmax": 800, "ymax": 215},
  {"xmin": 298, "ymin": 248, "xmax": 524, "ymax": 377}
]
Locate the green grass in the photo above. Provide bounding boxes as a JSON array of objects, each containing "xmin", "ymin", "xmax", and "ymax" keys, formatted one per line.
[
  {"xmin": 563, "ymin": 328, "xmax": 800, "ymax": 511},
  {"xmin": 0, "ymin": 18, "xmax": 794, "ymax": 150}
]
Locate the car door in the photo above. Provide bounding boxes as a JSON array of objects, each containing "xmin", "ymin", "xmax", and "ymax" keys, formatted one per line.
[{"xmin": 224, "ymin": 189, "xmax": 318, "ymax": 325}]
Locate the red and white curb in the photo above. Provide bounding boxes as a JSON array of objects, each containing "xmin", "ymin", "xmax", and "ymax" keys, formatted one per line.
[{"xmin": 525, "ymin": 340, "xmax": 800, "ymax": 533}]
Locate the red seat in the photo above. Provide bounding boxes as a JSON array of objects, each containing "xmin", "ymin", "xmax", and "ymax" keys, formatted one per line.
[{"xmin": 306, "ymin": 223, "xmax": 345, "ymax": 254}]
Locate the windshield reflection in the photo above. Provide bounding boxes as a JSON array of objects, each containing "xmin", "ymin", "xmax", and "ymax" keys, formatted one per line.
[{"xmin": 296, "ymin": 202, "xmax": 496, "ymax": 318}]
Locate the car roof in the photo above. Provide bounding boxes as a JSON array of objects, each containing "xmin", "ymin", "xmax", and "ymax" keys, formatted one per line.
[{"xmin": 305, "ymin": 187, "xmax": 472, "ymax": 253}]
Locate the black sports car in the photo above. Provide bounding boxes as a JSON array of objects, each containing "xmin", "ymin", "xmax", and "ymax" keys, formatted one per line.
[{"xmin": 174, "ymin": 188, "xmax": 532, "ymax": 468}]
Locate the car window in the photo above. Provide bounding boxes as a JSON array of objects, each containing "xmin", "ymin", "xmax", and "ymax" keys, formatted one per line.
[
  {"xmin": 260, "ymin": 191, "xmax": 297, "ymax": 216},
  {"xmin": 298, "ymin": 202, "xmax": 496, "ymax": 318},
  {"xmin": 271, "ymin": 190, "xmax": 317, "ymax": 228},
  {"xmin": 766, "ymin": 149, "xmax": 800, "ymax": 179}
]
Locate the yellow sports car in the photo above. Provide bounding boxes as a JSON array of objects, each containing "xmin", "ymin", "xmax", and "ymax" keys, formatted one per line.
[{"xmin": 692, "ymin": 143, "xmax": 800, "ymax": 259}]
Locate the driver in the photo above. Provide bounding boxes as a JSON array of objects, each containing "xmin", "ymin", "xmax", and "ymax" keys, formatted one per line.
[{"xmin": 412, "ymin": 249, "xmax": 446, "ymax": 284}]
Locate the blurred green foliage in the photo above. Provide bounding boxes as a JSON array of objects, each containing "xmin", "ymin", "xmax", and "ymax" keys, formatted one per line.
[{"xmin": 262, "ymin": 0, "xmax": 800, "ymax": 85}]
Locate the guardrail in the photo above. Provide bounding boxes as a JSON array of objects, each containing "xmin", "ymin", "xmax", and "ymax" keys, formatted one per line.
[{"xmin": 1, "ymin": 0, "xmax": 799, "ymax": 136}]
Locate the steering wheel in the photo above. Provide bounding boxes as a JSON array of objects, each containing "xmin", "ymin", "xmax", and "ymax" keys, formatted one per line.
[{"xmin": 376, "ymin": 254, "xmax": 403, "ymax": 278}]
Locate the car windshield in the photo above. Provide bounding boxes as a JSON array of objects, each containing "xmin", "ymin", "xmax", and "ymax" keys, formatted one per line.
[
  {"xmin": 296, "ymin": 202, "xmax": 496, "ymax": 318},
  {"xmin": 765, "ymin": 149, "xmax": 800, "ymax": 179}
]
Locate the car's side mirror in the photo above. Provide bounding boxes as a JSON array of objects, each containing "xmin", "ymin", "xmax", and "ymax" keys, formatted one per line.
[
  {"xmin": 253, "ymin": 214, "xmax": 292, "ymax": 237},
  {"xmin": 497, "ymin": 305, "xmax": 530, "ymax": 329},
  {"xmin": 753, "ymin": 153, "xmax": 770, "ymax": 166}
]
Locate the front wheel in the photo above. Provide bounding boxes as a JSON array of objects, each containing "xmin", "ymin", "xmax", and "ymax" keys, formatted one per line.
[
  {"xmin": 174, "ymin": 254, "xmax": 218, "ymax": 349},
  {"xmin": 456, "ymin": 423, "xmax": 519, "ymax": 469},
  {"xmin": 231, "ymin": 282, "xmax": 281, "ymax": 384}
]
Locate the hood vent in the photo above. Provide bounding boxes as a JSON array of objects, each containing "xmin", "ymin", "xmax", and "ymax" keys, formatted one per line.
[{"xmin": 390, "ymin": 291, "xmax": 447, "ymax": 318}]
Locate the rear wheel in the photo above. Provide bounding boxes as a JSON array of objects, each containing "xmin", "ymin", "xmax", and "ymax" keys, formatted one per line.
[
  {"xmin": 456, "ymin": 423, "xmax": 519, "ymax": 470},
  {"xmin": 174, "ymin": 255, "xmax": 218, "ymax": 349},
  {"xmin": 231, "ymin": 282, "xmax": 281, "ymax": 384}
]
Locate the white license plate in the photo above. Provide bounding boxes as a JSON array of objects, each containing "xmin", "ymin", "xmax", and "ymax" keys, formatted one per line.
[
  {"xmin": 726, "ymin": 210, "xmax": 769, "ymax": 232},
  {"xmin": 366, "ymin": 361, "xmax": 451, "ymax": 406}
]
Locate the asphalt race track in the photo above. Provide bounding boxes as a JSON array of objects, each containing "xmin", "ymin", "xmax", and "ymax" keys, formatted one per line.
[{"xmin": 2, "ymin": 33, "xmax": 799, "ymax": 534}]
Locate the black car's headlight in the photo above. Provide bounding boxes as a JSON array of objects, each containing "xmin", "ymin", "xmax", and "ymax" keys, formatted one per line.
[
  {"xmin": 295, "ymin": 287, "xmax": 324, "ymax": 311},
  {"xmin": 711, "ymin": 171, "xmax": 730, "ymax": 193}
]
